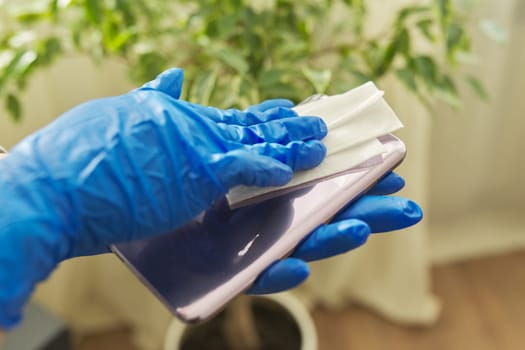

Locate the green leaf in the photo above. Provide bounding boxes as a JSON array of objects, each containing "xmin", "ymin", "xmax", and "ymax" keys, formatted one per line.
[
  {"xmin": 237, "ymin": 77, "xmax": 261, "ymax": 108},
  {"xmin": 465, "ymin": 75, "xmax": 488, "ymax": 100},
  {"xmin": 56, "ymin": 0, "xmax": 73, "ymax": 8},
  {"xmin": 397, "ymin": 28, "xmax": 411, "ymax": 56},
  {"xmin": 107, "ymin": 31, "xmax": 134, "ymax": 53},
  {"xmin": 417, "ymin": 19, "xmax": 436, "ymax": 42},
  {"xmin": 8, "ymin": 31, "xmax": 37, "ymax": 48},
  {"xmin": 189, "ymin": 70, "xmax": 217, "ymax": 105},
  {"xmin": 13, "ymin": 51, "xmax": 38, "ymax": 89},
  {"xmin": 85, "ymin": 0, "xmax": 103, "ymax": 24},
  {"xmin": 378, "ymin": 42, "xmax": 398, "ymax": 76},
  {"xmin": 130, "ymin": 52, "xmax": 167, "ymax": 83},
  {"xmin": 212, "ymin": 75, "xmax": 241, "ymax": 108},
  {"xmin": 413, "ymin": 56, "xmax": 438, "ymax": 88},
  {"xmin": 0, "ymin": 51, "xmax": 25, "ymax": 91},
  {"xmin": 0, "ymin": 50, "xmax": 17, "ymax": 71},
  {"xmin": 362, "ymin": 42, "xmax": 383, "ymax": 77},
  {"xmin": 436, "ymin": 0, "xmax": 452, "ymax": 26},
  {"xmin": 115, "ymin": 0, "xmax": 136, "ymax": 26},
  {"xmin": 6, "ymin": 94, "xmax": 22, "ymax": 122},
  {"xmin": 302, "ymin": 67, "xmax": 331, "ymax": 94},
  {"xmin": 212, "ymin": 48, "xmax": 249, "ymax": 74},
  {"xmin": 436, "ymin": 74, "xmax": 461, "ymax": 108},
  {"xmin": 16, "ymin": 51, "xmax": 38, "ymax": 73},
  {"xmin": 260, "ymin": 82, "xmax": 303, "ymax": 101},
  {"xmin": 14, "ymin": 11, "xmax": 48, "ymax": 24},
  {"xmin": 48, "ymin": 0, "xmax": 59, "ymax": 19},
  {"xmin": 447, "ymin": 23, "xmax": 463, "ymax": 51},
  {"xmin": 440, "ymin": 75, "xmax": 458, "ymax": 94},
  {"xmin": 396, "ymin": 67, "xmax": 417, "ymax": 92},
  {"xmin": 258, "ymin": 68, "xmax": 289, "ymax": 88},
  {"xmin": 350, "ymin": 70, "xmax": 372, "ymax": 84},
  {"xmin": 376, "ymin": 28, "xmax": 410, "ymax": 76},
  {"xmin": 101, "ymin": 13, "xmax": 135, "ymax": 53},
  {"xmin": 397, "ymin": 5, "xmax": 431, "ymax": 23},
  {"xmin": 37, "ymin": 37, "xmax": 62, "ymax": 65}
]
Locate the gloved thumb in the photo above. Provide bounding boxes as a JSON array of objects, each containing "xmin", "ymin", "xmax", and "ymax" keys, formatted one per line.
[
  {"xmin": 210, "ymin": 150, "xmax": 294, "ymax": 188},
  {"xmin": 138, "ymin": 67, "xmax": 184, "ymax": 99}
]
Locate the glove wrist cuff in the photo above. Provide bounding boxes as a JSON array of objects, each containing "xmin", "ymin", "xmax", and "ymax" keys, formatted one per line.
[
  {"xmin": 0, "ymin": 223, "xmax": 60, "ymax": 329},
  {"xmin": 0, "ymin": 156, "xmax": 67, "ymax": 328}
]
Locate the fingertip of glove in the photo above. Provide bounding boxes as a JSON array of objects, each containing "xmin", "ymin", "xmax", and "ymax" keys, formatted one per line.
[
  {"xmin": 252, "ymin": 157, "xmax": 294, "ymax": 187},
  {"xmin": 275, "ymin": 258, "xmax": 310, "ymax": 290},
  {"xmin": 337, "ymin": 219, "xmax": 371, "ymax": 246},
  {"xmin": 403, "ymin": 200, "xmax": 424, "ymax": 223},
  {"xmin": 249, "ymin": 99, "xmax": 295, "ymax": 113},
  {"xmin": 267, "ymin": 98, "xmax": 295, "ymax": 108},
  {"xmin": 319, "ymin": 118, "xmax": 328, "ymax": 138},
  {"xmin": 272, "ymin": 163, "xmax": 294, "ymax": 185},
  {"xmin": 387, "ymin": 172, "xmax": 405, "ymax": 189},
  {"xmin": 285, "ymin": 257, "xmax": 311, "ymax": 279},
  {"xmin": 287, "ymin": 140, "xmax": 326, "ymax": 172},
  {"xmin": 246, "ymin": 259, "xmax": 310, "ymax": 294},
  {"xmin": 139, "ymin": 68, "xmax": 184, "ymax": 99},
  {"xmin": 367, "ymin": 172, "xmax": 405, "ymax": 195},
  {"xmin": 299, "ymin": 116, "xmax": 328, "ymax": 140},
  {"xmin": 269, "ymin": 106, "xmax": 299, "ymax": 118},
  {"xmin": 304, "ymin": 140, "xmax": 327, "ymax": 168}
]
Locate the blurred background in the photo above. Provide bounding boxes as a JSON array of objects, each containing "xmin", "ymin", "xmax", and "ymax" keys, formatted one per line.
[{"xmin": 1, "ymin": 0, "xmax": 524, "ymax": 349}]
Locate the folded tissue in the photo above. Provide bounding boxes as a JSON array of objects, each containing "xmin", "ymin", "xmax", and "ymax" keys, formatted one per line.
[{"xmin": 227, "ymin": 81, "xmax": 403, "ymax": 208}]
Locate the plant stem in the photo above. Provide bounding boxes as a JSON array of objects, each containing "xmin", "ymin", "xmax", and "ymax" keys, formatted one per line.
[{"xmin": 222, "ymin": 295, "xmax": 261, "ymax": 350}]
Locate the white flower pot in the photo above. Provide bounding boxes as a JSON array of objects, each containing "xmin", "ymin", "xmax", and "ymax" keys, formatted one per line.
[{"xmin": 164, "ymin": 292, "xmax": 317, "ymax": 350}]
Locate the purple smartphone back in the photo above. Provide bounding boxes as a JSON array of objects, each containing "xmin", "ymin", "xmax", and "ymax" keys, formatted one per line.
[{"xmin": 112, "ymin": 134, "xmax": 405, "ymax": 323}]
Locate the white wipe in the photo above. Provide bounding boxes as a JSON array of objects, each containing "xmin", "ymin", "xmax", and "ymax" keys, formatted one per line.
[{"xmin": 227, "ymin": 81, "xmax": 403, "ymax": 207}]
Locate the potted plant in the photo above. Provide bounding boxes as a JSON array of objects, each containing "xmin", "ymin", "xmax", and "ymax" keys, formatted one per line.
[{"xmin": 0, "ymin": 1, "xmax": 495, "ymax": 349}]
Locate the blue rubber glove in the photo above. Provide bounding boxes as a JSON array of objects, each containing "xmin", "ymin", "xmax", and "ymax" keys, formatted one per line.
[
  {"xmin": 0, "ymin": 69, "xmax": 327, "ymax": 328},
  {"xmin": 247, "ymin": 172, "xmax": 423, "ymax": 294}
]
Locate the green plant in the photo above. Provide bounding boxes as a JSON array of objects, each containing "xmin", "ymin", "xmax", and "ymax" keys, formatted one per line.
[{"xmin": 0, "ymin": 0, "xmax": 493, "ymax": 122}]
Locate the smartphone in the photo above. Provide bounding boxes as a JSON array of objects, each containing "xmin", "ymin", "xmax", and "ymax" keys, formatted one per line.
[{"xmin": 111, "ymin": 133, "xmax": 406, "ymax": 323}]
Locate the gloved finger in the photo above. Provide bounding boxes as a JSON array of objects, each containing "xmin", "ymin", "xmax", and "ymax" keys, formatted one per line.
[
  {"xmin": 248, "ymin": 140, "xmax": 326, "ymax": 171},
  {"xmin": 182, "ymin": 104, "xmax": 297, "ymax": 126},
  {"xmin": 220, "ymin": 106, "xmax": 299, "ymax": 126},
  {"xmin": 138, "ymin": 68, "xmax": 184, "ymax": 99},
  {"xmin": 334, "ymin": 195, "xmax": 423, "ymax": 233},
  {"xmin": 210, "ymin": 150, "xmax": 293, "ymax": 188},
  {"xmin": 219, "ymin": 116, "xmax": 327, "ymax": 144},
  {"xmin": 366, "ymin": 172, "xmax": 405, "ymax": 196},
  {"xmin": 291, "ymin": 219, "xmax": 370, "ymax": 262},
  {"xmin": 246, "ymin": 258, "xmax": 310, "ymax": 295},
  {"xmin": 245, "ymin": 99, "xmax": 295, "ymax": 113}
]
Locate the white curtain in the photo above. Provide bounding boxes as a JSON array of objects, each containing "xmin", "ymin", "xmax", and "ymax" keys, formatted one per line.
[
  {"xmin": 428, "ymin": 0, "xmax": 525, "ymax": 263},
  {"xmin": 1, "ymin": 1, "xmax": 524, "ymax": 349}
]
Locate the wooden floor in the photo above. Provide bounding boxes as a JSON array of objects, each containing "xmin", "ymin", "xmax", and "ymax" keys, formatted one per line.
[
  {"xmin": 77, "ymin": 329, "xmax": 136, "ymax": 350},
  {"xmin": 313, "ymin": 251, "xmax": 525, "ymax": 350},
  {"xmin": 78, "ymin": 251, "xmax": 525, "ymax": 350}
]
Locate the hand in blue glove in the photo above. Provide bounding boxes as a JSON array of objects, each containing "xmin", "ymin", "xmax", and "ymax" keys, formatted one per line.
[
  {"xmin": 0, "ymin": 69, "xmax": 327, "ymax": 328},
  {"xmin": 247, "ymin": 171, "xmax": 423, "ymax": 294},
  {"xmin": 142, "ymin": 69, "xmax": 423, "ymax": 294}
]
